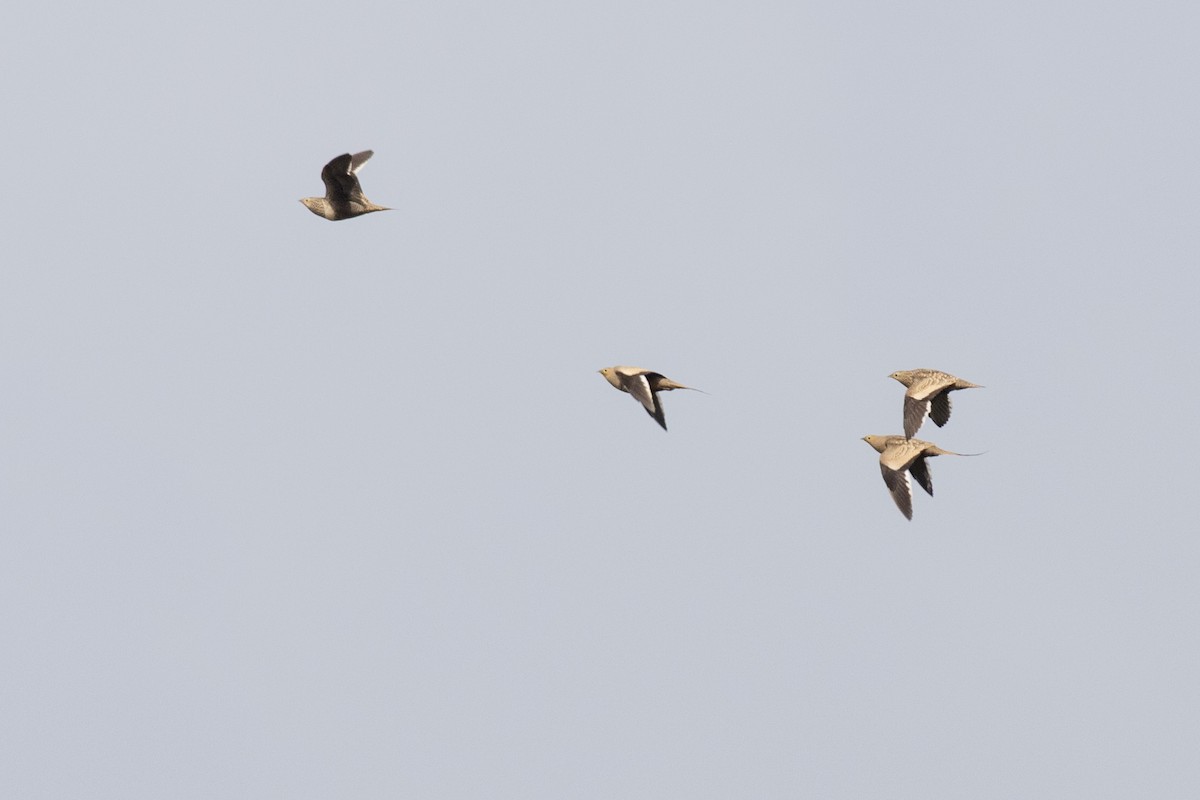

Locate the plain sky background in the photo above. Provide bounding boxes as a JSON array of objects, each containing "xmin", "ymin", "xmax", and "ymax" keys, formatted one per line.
[{"xmin": 3, "ymin": 1, "xmax": 1199, "ymax": 797}]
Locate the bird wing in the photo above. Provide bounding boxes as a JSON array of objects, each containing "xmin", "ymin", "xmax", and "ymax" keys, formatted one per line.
[
  {"xmin": 622, "ymin": 373, "xmax": 656, "ymax": 413},
  {"xmin": 880, "ymin": 463, "xmax": 913, "ymax": 520},
  {"xmin": 908, "ymin": 456, "xmax": 934, "ymax": 497},
  {"xmin": 905, "ymin": 375, "xmax": 954, "ymax": 436},
  {"xmin": 321, "ymin": 153, "xmax": 366, "ymax": 203},
  {"xmin": 929, "ymin": 391, "xmax": 952, "ymax": 428},
  {"xmin": 908, "ymin": 373, "xmax": 954, "ymax": 401},
  {"xmin": 645, "ymin": 395, "xmax": 667, "ymax": 430},
  {"xmin": 880, "ymin": 439, "xmax": 924, "ymax": 472},
  {"xmin": 623, "ymin": 373, "xmax": 667, "ymax": 430},
  {"xmin": 902, "ymin": 395, "xmax": 930, "ymax": 439},
  {"xmin": 348, "ymin": 150, "xmax": 374, "ymax": 173}
]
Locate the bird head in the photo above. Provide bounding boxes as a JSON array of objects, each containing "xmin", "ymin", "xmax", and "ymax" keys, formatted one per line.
[
  {"xmin": 299, "ymin": 197, "xmax": 329, "ymax": 219},
  {"xmin": 861, "ymin": 435, "xmax": 889, "ymax": 453}
]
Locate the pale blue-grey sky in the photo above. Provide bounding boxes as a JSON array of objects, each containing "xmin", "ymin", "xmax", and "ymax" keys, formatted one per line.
[{"xmin": 3, "ymin": 1, "xmax": 1199, "ymax": 797}]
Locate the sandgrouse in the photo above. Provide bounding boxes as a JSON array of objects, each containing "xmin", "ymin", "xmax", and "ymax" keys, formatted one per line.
[
  {"xmin": 300, "ymin": 150, "xmax": 390, "ymax": 221},
  {"xmin": 889, "ymin": 369, "xmax": 981, "ymax": 439},
  {"xmin": 861, "ymin": 434, "xmax": 975, "ymax": 520},
  {"xmin": 599, "ymin": 366, "xmax": 699, "ymax": 431}
]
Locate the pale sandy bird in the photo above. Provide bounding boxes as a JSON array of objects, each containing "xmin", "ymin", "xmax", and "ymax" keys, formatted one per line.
[
  {"xmin": 599, "ymin": 366, "xmax": 700, "ymax": 431},
  {"xmin": 889, "ymin": 369, "xmax": 982, "ymax": 439},
  {"xmin": 861, "ymin": 434, "xmax": 976, "ymax": 520},
  {"xmin": 300, "ymin": 150, "xmax": 391, "ymax": 221}
]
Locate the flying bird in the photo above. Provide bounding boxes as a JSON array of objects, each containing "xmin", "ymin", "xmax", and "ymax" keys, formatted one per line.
[
  {"xmin": 889, "ymin": 369, "xmax": 982, "ymax": 439},
  {"xmin": 599, "ymin": 366, "xmax": 699, "ymax": 431},
  {"xmin": 861, "ymin": 434, "xmax": 976, "ymax": 520},
  {"xmin": 300, "ymin": 150, "xmax": 391, "ymax": 221}
]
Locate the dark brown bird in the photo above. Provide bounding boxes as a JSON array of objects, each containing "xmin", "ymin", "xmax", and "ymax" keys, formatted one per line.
[
  {"xmin": 861, "ymin": 434, "xmax": 976, "ymax": 520},
  {"xmin": 300, "ymin": 150, "xmax": 391, "ymax": 221},
  {"xmin": 599, "ymin": 366, "xmax": 700, "ymax": 431},
  {"xmin": 889, "ymin": 369, "xmax": 982, "ymax": 439}
]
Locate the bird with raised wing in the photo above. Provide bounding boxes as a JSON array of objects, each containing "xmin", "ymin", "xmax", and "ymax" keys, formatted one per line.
[
  {"xmin": 889, "ymin": 369, "xmax": 982, "ymax": 439},
  {"xmin": 861, "ymin": 434, "xmax": 977, "ymax": 520},
  {"xmin": 599, "ymin": 366, "xmax": 699, "ymax": 431},
  {"xmin": 300, "ymin": 150, "xmax": 391, "ymax": 221}
]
